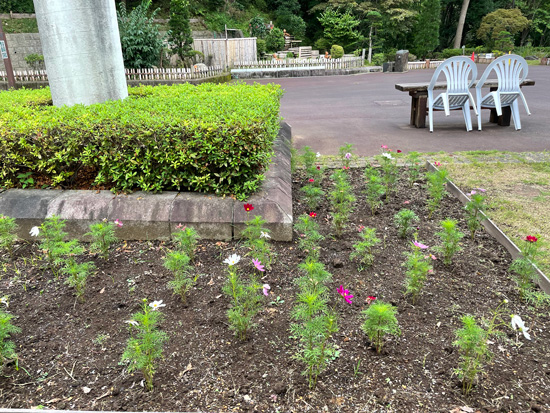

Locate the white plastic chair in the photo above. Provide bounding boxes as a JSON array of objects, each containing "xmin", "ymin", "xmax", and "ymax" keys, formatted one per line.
[
  {"xmin": 428, "ymin": 56, "xmax": 478, "ymax": 133},
  {"xmin": 475, "ymin": 54, "xmax": 531, "ymax": 130}
]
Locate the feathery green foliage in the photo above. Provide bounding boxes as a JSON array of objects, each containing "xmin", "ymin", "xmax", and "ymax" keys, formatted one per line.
[
  {"xmin": 0, "ymin": 215, "xmax": 18, "ymax": 258},
  {"xmin": 362, "ymin": 301, "xmax": 400, "ymax": 353},
  {"xmin": 121, "ymin": 299, "xmax": 168, "ymax": 391},
  {"xmin": 434, "ymin": 219, "xmax": 464, "ymax": 265},
  {"xmin": 85, "ymin": 220, "xmax": 118, "ymax": 259},
  {"xmin": 0, "ymin": 309, "xmax": 20, "ymax": 372},
  {"xmin": 394, "ymin": 209, "xmax": 419, "ymax": 239},
  {"xmin": 350, "ymin": 227, "xmax": 380, "ymax": 270}
]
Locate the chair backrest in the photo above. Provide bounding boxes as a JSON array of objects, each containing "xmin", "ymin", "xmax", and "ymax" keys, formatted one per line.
[
  {"xmin": 428, "ymin": 56, "xmax": 477, "ymax": 93},
  {"xmin": 476, "ymin": 54, "xmax": 528, "ymax": 93}
]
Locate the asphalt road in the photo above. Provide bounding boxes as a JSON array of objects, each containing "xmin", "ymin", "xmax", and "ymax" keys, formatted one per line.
[{"xmin": 246, "ymin": 64, "xmax": 550, "ymax": 156}]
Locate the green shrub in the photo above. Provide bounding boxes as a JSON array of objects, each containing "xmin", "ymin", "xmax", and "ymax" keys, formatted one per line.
[
  {"xmin": 330, "ymin": 45, "xmax": 344, "ymax": 59},
  {"xmin": 266, "ymin": 27, "xmax": 284, "ymax": 52},
  {"xmin": 117, "ymin": 0, "xmax": 165, "ymax": 68},
  {"xmin": 0, "ymin": 83, "xmax": 283, "ymax": 200},
  {"xmin": 249, "ymin": 15, "xmax": 268, "ymax": 39},
  {"xmin": 371, "ymin": 53, "xmax": 386, "ymax": 66},
  {"xmin": 0, "ymin": 0, "xmax": 34, "ymax": 13},
  {"xmin": 256, "ymin": 39, "xmax": 266, "ymax": 59}
]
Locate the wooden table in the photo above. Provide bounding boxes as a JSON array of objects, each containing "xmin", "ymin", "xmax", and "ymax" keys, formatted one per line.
[{"xmin": 395, "ymin": 79, "xmax": 535, "ymax": 128}]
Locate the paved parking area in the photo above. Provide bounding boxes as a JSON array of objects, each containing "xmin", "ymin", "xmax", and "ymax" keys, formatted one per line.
[{"xmin": 247, "ymin": 65, "xmax": 550, "ymax": 156}]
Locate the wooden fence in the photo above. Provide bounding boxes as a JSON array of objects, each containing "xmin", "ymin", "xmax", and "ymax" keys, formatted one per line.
[
  {"xmin": 233, "ymin": 56, "xmax": 363, "ymax": 70},
  {"xmin": 192, "ymin": 38, "xmax": 257, "ymax": 68},
  {"xmin": 407, "ymin": 60, "xmax": 445, "ymax": 70},
  {"xmin": 0, "ymin": 66, "xmax": 225, "ymax": 82}
]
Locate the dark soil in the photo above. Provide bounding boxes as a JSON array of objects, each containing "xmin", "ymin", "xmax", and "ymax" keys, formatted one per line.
[{"xmin": 1, "ymin": 168, "xmax": 549, "ymax": 412}]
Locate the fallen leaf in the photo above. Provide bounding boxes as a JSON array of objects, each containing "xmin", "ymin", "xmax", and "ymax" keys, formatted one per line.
[
  {"xmin": 99, "ymin": 287, "xmax": 105, "ymax": 294},
  {"xmin": 82, "ymin": 386, "xmax": 92, "ymax": 394}
]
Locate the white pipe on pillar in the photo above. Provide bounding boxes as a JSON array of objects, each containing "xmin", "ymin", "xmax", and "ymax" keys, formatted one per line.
[{"xmin": 33, "ymin": 0, "xmax": 128, "ymax": 107}]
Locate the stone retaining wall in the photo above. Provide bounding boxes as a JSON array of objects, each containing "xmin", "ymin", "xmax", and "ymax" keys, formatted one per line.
[{"xmin": 231, "ymin": 65, "xmax": 381, "ymax": 79}]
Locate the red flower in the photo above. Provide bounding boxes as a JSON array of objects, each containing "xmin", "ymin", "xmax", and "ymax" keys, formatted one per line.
[
  {"xmin": 342, "ymin": 166, "xmax": 349, "ymax": 170},
  {"xmin": 397, "ymin": 150, "xmax": 402, "ymax": 153},
  {"xmin": 316, "ymin": 165, "xmax": 321, "ymax": 170},
  {"xmin": 309, "ymin": 178, "xmax": 315, "ymax": 183},
  {"xmin": 366, "ymin": 296, "xmax": 377, "ymax": 305},
  {"xmin": 244, "ymin": 203, "xmax": 254, "ymax": 212},
  {"xmin": 309, "ymin": 212, "xmax": 317, "ymax": 217},
  {"xmin": 525, "ymin": 235, "xmax": 538, "ymax": 243}
]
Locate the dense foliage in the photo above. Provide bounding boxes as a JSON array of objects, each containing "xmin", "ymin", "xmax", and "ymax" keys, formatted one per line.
[
  {"xmin": 4, "ymin": 0, "xmax": 550, "ymax": 58},
  {"xmin": 168, "ymin": 0, "xmax": 194, "ymax": 62},
  {"xmin": 0, "ymin": 83, "xmax": 283, "ymax": 200},
  {"xmin": 117, "ymin": 0, "xmax": 165, "ymax": 69}
]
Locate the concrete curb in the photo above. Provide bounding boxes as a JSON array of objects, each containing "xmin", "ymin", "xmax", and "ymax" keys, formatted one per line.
[
  {"xmin": 231, "ymin": 66, "xmax": 381, "ymax": 79},
  {"xmin": 427, "ymin": 161, "xmax": 550, "ymax": 295},
  {"xmin": 0, "ymin": 123, "xmax": 293, "ymax": 242}
]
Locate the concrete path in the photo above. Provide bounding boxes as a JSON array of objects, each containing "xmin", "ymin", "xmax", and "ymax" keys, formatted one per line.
[{"xmin": 246, "ymin": 65, "xmax": 550, "ymax": 156}]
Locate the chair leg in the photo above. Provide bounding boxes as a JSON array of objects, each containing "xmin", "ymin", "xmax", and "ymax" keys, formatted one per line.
[
  {"xmin": 477, "ymin": 103, "xmax": 482, "ymax": 131},
  {"xmin": 519, "ymin": 91, "xmax": 531, "ymax": 116},
  {"xmin": 462, "ymin": 102, "xmax": 472, "ymax": 131},
  {"xmin": 429, "ymin": 105, "xmax": 434, "ymax": 133},
  {"xmin": 511, "ymin": 99, "xmax": 521, "ymax": 130}
]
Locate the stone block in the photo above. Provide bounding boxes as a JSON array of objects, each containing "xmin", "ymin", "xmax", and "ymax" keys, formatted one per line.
[
  {"xmin": 170, "ymin": 193, "xmax": 234, "ymax": 241},
  {"xmin": 0, "ymin": 189, "xmax": 63, "ymax": 239},
  {"xmin": 108, "ymin": 191, "xmax": 178, "ymax": 240},
  {"xmin": 46, "ymin": 190, "xmax": 115, "ymax": 240}
]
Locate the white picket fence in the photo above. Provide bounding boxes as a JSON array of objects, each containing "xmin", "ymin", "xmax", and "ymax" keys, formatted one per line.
[
  {"xmin": 407, "ymin": 60, "xmax": 445, "ymax": 70},
  {"xmin": 233, "ymin": 56, "xmax": 363, "ymax": 70},
  {"xmin": 0, "ymin": 66, "xmax": 225, "ymax": 82}
]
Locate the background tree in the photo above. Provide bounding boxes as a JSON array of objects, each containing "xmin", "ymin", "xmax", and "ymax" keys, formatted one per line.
[
  {"xmin": 317, "ymin": 7, "xmax": 360, "ymax": 51},
  {"xmin": 168, "ymin": 0, "xmax": 194, "ymax": 63},
  {"xmin": 413, "ymin": 0, "xmax": 440, "ymax": 58},
  {"xmin": 265, "ymin": 27, "xmax": 285, "ymax": 52},
  {"xmin": 477, "ymin": 8, "xmax": 530, "ymax": 48},
  {"xmin": 117, "ymin": 0, "xmax": 165, "ymax": 68},
  {"xmin": 452, "ymin": 0, "xmax": 470, "ymax": 48}
]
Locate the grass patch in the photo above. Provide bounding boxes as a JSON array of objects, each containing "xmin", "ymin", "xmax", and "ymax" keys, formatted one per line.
[
  {"xmin": 444, "ymin": 159, "xmax": 550, "ymax": 275},
  {"xmin": 2, "ymin": 18, "xmax": 38, "ymax": 33}
]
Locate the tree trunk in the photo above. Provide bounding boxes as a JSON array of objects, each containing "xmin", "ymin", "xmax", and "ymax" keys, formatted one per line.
[
  {"xmin": 453, "ymin": 0, "xmax": 470, "ymax": 49},
  {"xmin": 368, "ymin": 25, "xmax": 373, "ymax": 63}
]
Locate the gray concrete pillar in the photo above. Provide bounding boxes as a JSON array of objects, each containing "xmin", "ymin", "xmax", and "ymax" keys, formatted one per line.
[{"xmin": 33, "ymin": 0, "xmax": 128, "ymax": 106}]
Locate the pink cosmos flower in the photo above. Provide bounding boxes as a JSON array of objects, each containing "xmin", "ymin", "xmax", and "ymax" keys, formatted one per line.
[
  {"xmin": 252, "ymin": 258, "xmax": 265, "ymax": 272},
  {"xmin": 262, "ymin": 284, "xmax": 271, "ymax": 296},
  {"xmin": 309, "ymin": 178, "xmax": 315, "ymax": 183},
  {"xmin": 413, "ymin": 241, "xmax": 429, "ymax": 249},
  {"xmin": 342, "ymin": 166, "xmax": 350, "ymax": 170},
  {"xmin": 434, "ymin": 161, "xmax": 442, "ymax": 167},
  {"xmin": 345, "ymin": 153, "xmax": 351, "ymax": 160},
  {"xmin": 381, "ymin": 145, "xmax": 388, "ymax": 149},
  {"xmin": 403, "ymin": 200, "xmax": 410, "ymax": 205},
  {"xmin": 114, "ymin": 219, "xmax": 123, "ymax": 227},
  {"xmin": 366, "ymin": 296, "xmax": 377, "ymax": 305},
  {"xmin": 337, "ymin": 285, "xmax": 354, "ymax": 304}
]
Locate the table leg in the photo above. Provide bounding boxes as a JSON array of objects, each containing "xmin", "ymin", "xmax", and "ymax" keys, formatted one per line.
[{"xmin": 410, "ymin": 91, "xmax": 427, "ymax": 128}]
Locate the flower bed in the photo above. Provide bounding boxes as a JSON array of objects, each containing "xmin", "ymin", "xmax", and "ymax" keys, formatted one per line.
[{"xmin": 0, "ymin": 159, "xmax": 549, "ymax": 412}]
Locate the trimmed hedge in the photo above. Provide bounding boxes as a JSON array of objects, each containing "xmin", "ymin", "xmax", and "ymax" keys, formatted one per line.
[{"xmin": 0, "ymin": 82, "xmax": 283, "ymax": 200}]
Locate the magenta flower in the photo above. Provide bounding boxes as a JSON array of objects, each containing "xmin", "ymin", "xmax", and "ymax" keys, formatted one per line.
[
  {"xmin": 337, "ymin": 285, "xmax": 354, "ymax": 304},
  {"xmin": 308, "ymin": 178, "xmax": 315, "ymax": 183},
  {"xmin": 114, "ymin": 219, "xmax": 123, "ymax": 227},
  {"xmin": 366, "ymin": 296, "xmax": 377, "ymax": 305},
  {"xmin": 413, "ymin": 241, "xmax": 429, "ymax": 249},
  {"xmin": 262, "ymin": 284, "xmax": 270, "ymax": 296},
  {"xmin": 434, "ymin": 161, "xmax": 442, "ymax": 167},
  {"xmin": 252, "ymin": 258, "xmax": 265, "ymax": 272},
  {"xmin": 381, "ymin": 145, "xmax": 388, "ymax": 149}
]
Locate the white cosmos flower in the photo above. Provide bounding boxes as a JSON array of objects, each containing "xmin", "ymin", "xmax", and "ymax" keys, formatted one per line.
[
  {"xmin": 29, "ymin": 226, "xmax": 40, "ymax": 237},
  {"xmin": 260, "ymin": 231, "xmax": 271, "ymax": 239},
  {"xmin": 224, "ymin": 254, "xmax": 241, "ymax": 266},
  {"xmin": 0, "ymin": 296, "xmax": 9, "ymax": 307},
  {"xmin": 316, "ymin": 152, "xmax": 321, "ymax": 158},
  {"xmin": 382, "ymin": 153, "xmax": 393, "ymax": 160},
  {"xmin": 125, "ymin": 320, "xmax": 139, "ymax": 327},
  {"xmin": 149, "ymin": 300, "xmax": 166, "ymax": 311},
  {"xmin": 511, "ymin": 314, "xmax": 531, "ymax": 340}
]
